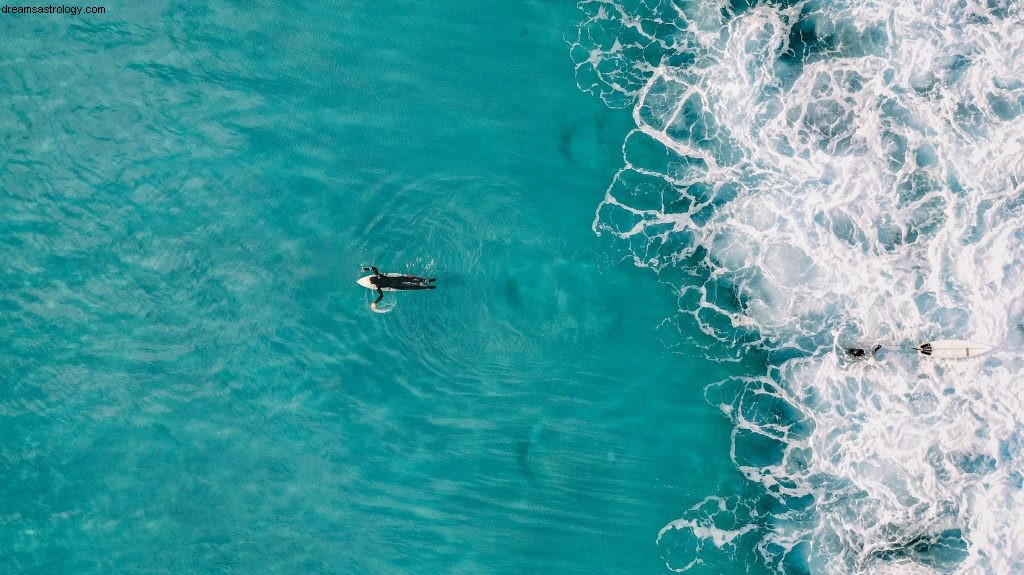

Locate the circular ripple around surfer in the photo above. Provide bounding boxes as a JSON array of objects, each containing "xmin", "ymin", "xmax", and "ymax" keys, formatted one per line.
[{"xmin": 352, "ymin": 174, "xmax": 605, "ymax": 394}]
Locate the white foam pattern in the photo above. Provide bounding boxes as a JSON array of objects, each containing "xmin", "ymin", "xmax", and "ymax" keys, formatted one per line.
[{"xmin": 573, "ymin": 0, "xmax": 1024, "ymax": 572}]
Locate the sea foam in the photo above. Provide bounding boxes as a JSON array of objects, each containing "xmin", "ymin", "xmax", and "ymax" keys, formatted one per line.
[{"xmin": 573, "ymin": 0, "xmax": 1024, "ymax": 572}]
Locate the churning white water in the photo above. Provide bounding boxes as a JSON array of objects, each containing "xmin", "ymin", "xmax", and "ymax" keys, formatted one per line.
[{"xmin": 573, "ymin": 0, "xmax": 1024, "ymax": 572}]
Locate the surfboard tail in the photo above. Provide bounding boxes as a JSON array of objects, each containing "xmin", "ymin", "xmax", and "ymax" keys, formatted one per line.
[{"xmin": 916, "ymin": 340, "xmax": 992, "ymax": 359}]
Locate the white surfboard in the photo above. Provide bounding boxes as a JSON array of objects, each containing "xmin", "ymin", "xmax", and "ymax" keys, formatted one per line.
[
  {"xmin": 356, "ymin": 273, "xmax": 409, "ymax": 291},
  {"xmin": 916, "ymin": 339, "xmax": 992, "ymax": 359}
]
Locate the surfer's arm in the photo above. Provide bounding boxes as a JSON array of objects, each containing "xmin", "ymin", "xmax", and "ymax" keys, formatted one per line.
[{"xmin": 374, "ymin": 288, "xmax": 384, "ymax": 304}]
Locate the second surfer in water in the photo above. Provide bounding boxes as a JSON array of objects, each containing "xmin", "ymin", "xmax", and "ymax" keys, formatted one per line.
[
  {"xmin": 363, "ymin": 266, "xmax": 436, "ymax": 311},
  {"xmin": 847, "ymin": 344, "xmax": 882, "ymax": 358}
]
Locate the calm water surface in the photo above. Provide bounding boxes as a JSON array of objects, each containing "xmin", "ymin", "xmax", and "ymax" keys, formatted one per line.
[{"xmin": 2, "ymin": 1, "xmax": 753, "ymax": 574}]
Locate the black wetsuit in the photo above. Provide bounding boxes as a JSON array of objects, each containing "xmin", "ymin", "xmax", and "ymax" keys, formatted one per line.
[
  {"xmin": 365, "ymin": 266, "xmax": 436, "ymax": 304},
  {"xmin": 847, "ymin": 344, "xmax": 882, "ymax": 358}
]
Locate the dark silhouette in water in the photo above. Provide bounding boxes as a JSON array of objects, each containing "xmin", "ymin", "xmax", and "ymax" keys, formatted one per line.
[{"xmin": 505, "ymin": 279, "xmax": 522, "ymax": 308}]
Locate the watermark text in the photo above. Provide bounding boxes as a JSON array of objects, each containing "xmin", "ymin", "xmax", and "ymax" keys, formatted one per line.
[{"xmin": 2, "ymin": 5, "xmax": 106, "ymax": 16}]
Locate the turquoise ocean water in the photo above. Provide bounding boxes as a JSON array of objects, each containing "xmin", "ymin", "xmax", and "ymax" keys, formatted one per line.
[
  {"xmin": 12, "ymin": 1, "xmax": 1023, "ymax": 573},
  {"xmin": 3, "ymin": 2, "xmax": 758, "ymax": 573}
]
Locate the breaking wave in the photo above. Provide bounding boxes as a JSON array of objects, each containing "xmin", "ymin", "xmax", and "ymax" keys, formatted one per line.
[{"xmin": 572, "ymin": 0, "xmax": 1024, "ymax": 572}]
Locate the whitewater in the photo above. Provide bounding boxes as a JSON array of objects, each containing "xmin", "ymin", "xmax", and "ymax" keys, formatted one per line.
[{"xmin": 572, "ymin": 0, "xmax": 1024, "ymax": 572}]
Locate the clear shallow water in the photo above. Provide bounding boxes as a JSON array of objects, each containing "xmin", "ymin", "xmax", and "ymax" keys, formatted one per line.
[{"xmin": 2, "ymin": 1, "xmax": 755, "ymax": 574}]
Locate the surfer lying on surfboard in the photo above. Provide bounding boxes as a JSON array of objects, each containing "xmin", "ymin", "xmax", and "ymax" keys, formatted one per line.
[
  {"xmin": 843, "ymin": 340, "xmax": 992, "ymax": 359},
  {"xmin": 362, "ymin": 266, "xmax": 436, "ymax": 311}
]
